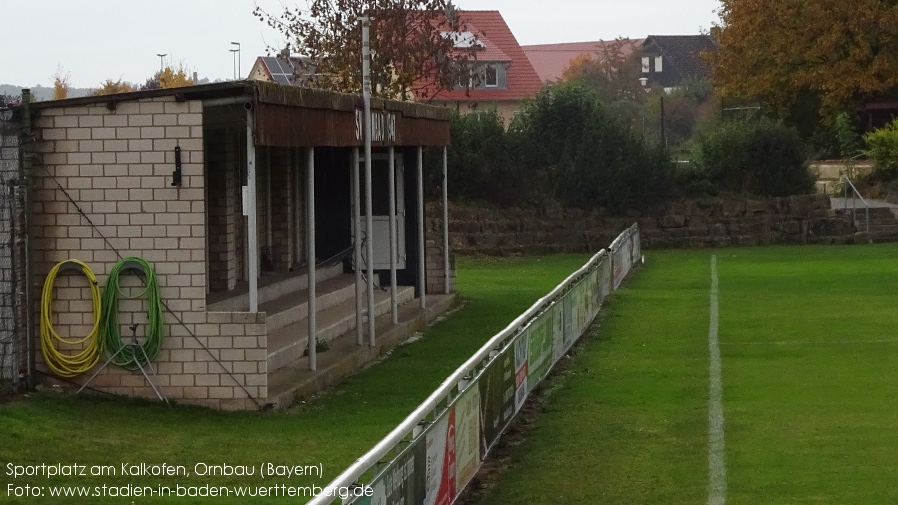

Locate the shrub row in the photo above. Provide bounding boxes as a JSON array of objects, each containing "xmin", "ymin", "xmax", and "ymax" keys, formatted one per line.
[{"xmin": 429, "ymin": 84, "xmax": 814, "ymax": 212}]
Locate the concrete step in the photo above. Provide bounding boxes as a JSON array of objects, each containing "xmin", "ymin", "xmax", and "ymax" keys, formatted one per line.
[
  {"xmin": 266, "ymin": 285, "xmax": 415, "ymax": 374},
  {"xmin": 266, "ymin": 294, "xmax": 456, "ymax": 409},
  {"xmin": 261, "ymin": 275, "xmax": 356, "ymax": 333},
  {"xmin": 207, "ymin": 263, "xmax": 344, "ymax": 312}
]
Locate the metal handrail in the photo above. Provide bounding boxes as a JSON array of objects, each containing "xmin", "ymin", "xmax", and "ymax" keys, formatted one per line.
[
  {"xmin": 307, "ymin": 245, "xmax": 612, "ymax": 504},
  {"xmin": 842, "ymin": 176, "xmax": 870, "ymax": 235}
]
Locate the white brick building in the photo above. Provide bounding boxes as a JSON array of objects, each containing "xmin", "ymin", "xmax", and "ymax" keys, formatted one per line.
[{"xmin": 30, "ymin": 81, "xmax": 456, "ymax": 409}]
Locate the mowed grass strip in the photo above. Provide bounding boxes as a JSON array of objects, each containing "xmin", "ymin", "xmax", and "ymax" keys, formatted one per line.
[
  {"xmin": 476, "ymin": 249, "xmax": 710, "ymax": 505},
  {"xmin": 474, "ymin": 244, "xmax": 898, "ymax": 505},
  {"xmin": 719, "ymin": 245, "xmax": 898, "ymax": 504},
  {"xmin": 0, "ymin": 254, "xmax": 588, "ymax": 505}
]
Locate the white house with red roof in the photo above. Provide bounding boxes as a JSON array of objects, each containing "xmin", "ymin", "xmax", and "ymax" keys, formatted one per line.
[{"xmin": 420, "ymin": 10, "xmax": 544, "ymax": 122}]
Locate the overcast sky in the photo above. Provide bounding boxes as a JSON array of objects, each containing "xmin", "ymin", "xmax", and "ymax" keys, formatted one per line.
[{"xmin": 4, "ymin": 0, "xmax": 720, "ymax": 89}]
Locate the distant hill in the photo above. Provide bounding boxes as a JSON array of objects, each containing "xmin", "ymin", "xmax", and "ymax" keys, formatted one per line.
[
  {"xmin": 0, "ymin": 84, "xmax": 92, "ymax": 101},
  {"xmin": 1, "ymin": 79, "xmax": 214, "ymax": 102}
]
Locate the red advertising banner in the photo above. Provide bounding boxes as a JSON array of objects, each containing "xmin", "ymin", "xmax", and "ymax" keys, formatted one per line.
[{"xmin": 424, "ymin": 409, "xmax": 456, "ymax": 505}]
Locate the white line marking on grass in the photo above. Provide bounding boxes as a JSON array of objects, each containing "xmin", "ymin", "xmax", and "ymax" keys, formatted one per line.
[
  {"xmin": 722, "ymin": 339, "xmax": 898, "ymax": 346},
  {"xmin": 708, "ymin": 255, "xmax": 727, "ymax": 505}
]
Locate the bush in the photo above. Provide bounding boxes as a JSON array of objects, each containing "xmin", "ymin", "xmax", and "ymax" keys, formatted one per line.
[
  {"xmin": 511, "ymin": 83, "xmax": 674, "ymax": 212},
  {"xmin": 863, "ymin": 118, "xmax": 898, "ymax": 181},
  {"xmin": 691, "ymin": 120, "xmax": 814, "ymax": 197},
  {"xmin": 425, "ymin": 109, "xmax": 528, "ymax": 205}
]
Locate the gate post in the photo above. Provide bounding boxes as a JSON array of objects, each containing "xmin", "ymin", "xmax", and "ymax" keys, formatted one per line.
[{"xmin": 20, "ymin": 89, "xmax": 35, "ymax": 389}]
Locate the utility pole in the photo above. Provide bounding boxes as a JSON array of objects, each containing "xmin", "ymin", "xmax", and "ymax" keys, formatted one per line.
[{"xmin": 660, "ymin": 94, "xmax": 667, "ymax": 148}]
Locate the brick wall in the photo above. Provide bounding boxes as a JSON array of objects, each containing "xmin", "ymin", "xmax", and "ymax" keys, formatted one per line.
[
  {"xmin": 425, "ymin": 239, "xmax": 456, "ymax": 294},
  {"xmin": 206, "ymin": 128, "xmax": 238, "ymax": 292},
  {"xmin": 32, "ymin": 96, "xmax": 268, "ymax": 410},
  {"xmin": 424, "ymin": 201, "xmax": 457, "ymax": 294},
  {"xmin": 269, "ymin": 148, "xmax": 293, "ymax": 271}
]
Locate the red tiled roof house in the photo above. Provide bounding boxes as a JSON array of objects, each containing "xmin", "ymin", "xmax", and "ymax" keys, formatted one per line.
[{"xmin": 416, "ymin": 11, "xmax": 544, "ymax": 122}]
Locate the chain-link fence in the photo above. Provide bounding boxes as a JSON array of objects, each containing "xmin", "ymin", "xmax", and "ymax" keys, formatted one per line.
[{"xmin": 0, "ymin": 104, "xmax": 24, "ymax": 395}]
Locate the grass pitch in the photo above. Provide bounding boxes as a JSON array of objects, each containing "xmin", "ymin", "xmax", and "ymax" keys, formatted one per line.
[
  {"xmin": 474, "ymin": 244, "xmax": 898, "ymax": 504},
  {"xmin": 0, "ymin": 254, "xmax": 588, "ymax": 504}
]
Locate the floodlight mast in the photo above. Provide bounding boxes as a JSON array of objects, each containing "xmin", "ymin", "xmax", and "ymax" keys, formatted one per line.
[{"xmin": 361, "ymin": 16, "xmax": 376, "ymax": 346}]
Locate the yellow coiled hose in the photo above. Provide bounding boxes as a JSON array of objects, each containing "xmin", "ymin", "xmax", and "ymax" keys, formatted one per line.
[{"xmin": 40, "ymin": 259, "xmax": 102, "ymax": 377}]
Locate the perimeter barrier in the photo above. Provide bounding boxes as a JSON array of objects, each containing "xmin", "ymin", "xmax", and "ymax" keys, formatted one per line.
[
  {"xmin": 0, "ymin": 103, "xmax": 25, "ymax": 396},
  {"xmin": 308, "ymin": 223, "xmax": 643, "ymax": 505}
]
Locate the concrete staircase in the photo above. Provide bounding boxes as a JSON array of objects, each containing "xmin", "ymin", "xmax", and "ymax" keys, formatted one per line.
[
  {"xmin": 265, "ymin": 281, "xmax": 415, "ymax": 373},
  {"xmin": 207, "ymin": 263, "xmax": 346, "ymax": 312},
  {"xmin": 207, "ymin": 265, "xmax": 455, "ymax": 410},
  {"xmin": 266, "ymin": 293, "xmax": 455, "ymax": 409},
  {"xmin": 835, "ymin": 206, "xmax": 898, "ymax": 243}
]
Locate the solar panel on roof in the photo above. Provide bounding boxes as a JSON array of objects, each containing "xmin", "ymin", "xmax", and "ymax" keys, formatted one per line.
[
  {"xmin": 442, "ymin": 31, "xmax": 482, "ymax": 48},
  {"xmin": 263, "ymin": 55, "xmax": 315, "ymax": 86}
]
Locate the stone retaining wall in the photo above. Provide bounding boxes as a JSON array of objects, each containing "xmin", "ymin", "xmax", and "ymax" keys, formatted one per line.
[{"xmin": 443, "ymin": 194, "xmax": 858, "ymax": 255}]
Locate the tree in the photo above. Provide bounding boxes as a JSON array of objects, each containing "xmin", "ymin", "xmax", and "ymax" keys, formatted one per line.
[
  {"xmin": 691, "ymin": 120, "xmax": 814, "ymax": 196},
  {"xmin": 91, "ymin": 79, "xmax": 134, "ymax": 96},
  {"xmin": 140, "ymin": 64, "xmax": 194, "ymax": 91},
  {"xmin": 52, "ymin": 66, "xmax": 71, "ymax": 100},
  {"xmin": 254, "ymin": 0, "xmax": 477, "ymax": 100},
  {"xmin": 156, "ymin": 64, "xmax": 194, "ymax": 89},
  {"xmin": 511, "ymin": 83, "xmax": 673, "ymax": 212},
  {"xmin": 560, "ymin": 38, "xmax": 644, "ymax": 104},
  {"xmin": 0, "ymin": 94, "xmax": 21, "ymax": 108},
  {"xmin": 711, "ymin": 0, "xmax": 898, "ymax": 119}
]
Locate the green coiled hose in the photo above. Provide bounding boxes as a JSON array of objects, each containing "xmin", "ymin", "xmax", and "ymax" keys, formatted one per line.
[{"xmin": 100, "ymin": 257, "xmax": 164, "ymax": 370}]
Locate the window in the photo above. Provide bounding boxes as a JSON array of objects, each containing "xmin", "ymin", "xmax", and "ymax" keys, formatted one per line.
[
  {"xmin": 655, "ymin": 56, "xmax": 663, "ymax": 73},
  {"xmin": 642, "ymin": 57, "xmax": 650, "ymax": 73},
  {"xmin": 453, "ymin": 63, "xmax": 504, "ymax": 90},
  {"xmin": 484, "ymin": 65, "xmax": 498, "ymax": 87}
]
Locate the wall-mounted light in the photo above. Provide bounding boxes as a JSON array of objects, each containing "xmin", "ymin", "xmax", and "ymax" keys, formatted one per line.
[{"xmin": 171, "ymin": 146, "xmax": 182, "ymax": 187}]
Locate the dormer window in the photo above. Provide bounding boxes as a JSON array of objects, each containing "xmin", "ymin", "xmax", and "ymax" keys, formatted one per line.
[
  {"xmin": 484, "ymin": 65, "xmax": 498, "ymax": 87},
  {"xmin": 453, "ymin": 62, "xmax": 506, "ymax": 90}
]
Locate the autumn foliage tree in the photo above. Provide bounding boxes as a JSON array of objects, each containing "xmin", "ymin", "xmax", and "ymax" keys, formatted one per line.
[
  {"xmin": 255, "ymin": 0, "xmax": 477, "ymax": 100},
  {"xmin": 711, "ymin": 0, "xmax": 898, "ymax": 120},
  {"xmin": 140, "ymin": 64, "xmax": 195, "ymax": 91},
  {"xmin": 560, "ymin": 38, "xmax": 644, "ymax": 104},
  {"xmin": 52, "ymin": 66, "xmax": 71, "ymax": 100},
  {"xmin": 91, "ymin": 79, "xmax": 135, "ymax": 96}
]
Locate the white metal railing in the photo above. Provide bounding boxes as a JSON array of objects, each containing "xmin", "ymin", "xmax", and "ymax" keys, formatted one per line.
[
  {"xmin": 842, "ymin": 176, "xmax": 870, "ymax": 235},
  {"xmin": 308, "ymin": 224, "xmax": 643, "ymax": 505}
]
